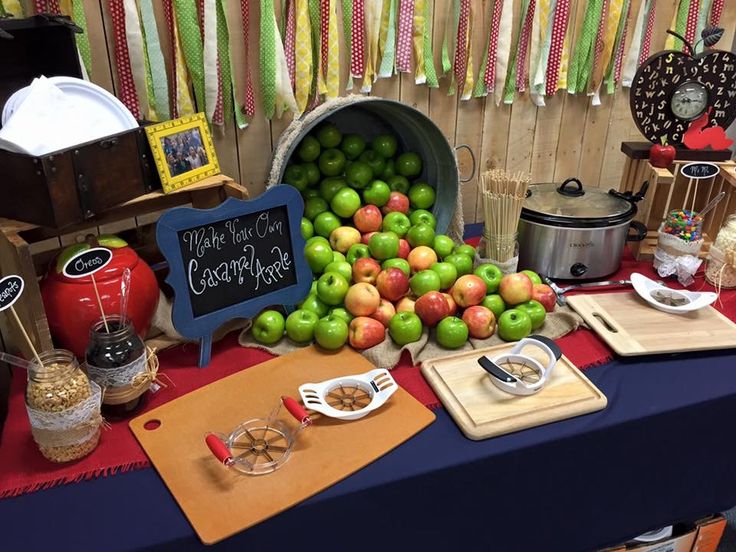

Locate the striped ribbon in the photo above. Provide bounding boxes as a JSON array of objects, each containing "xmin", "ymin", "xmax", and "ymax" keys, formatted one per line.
[
  {"xmin": 362, "ymin": 0, "xmax": 382, "ymax": 92},
  {"xmin": 240, "ymin": 0, "xmax": 256, "ymax": 118},
  {"xmin": 685, "ymin": 0, "xmax": 700, "ymax": 45},
  {"xmin": 711, "ymin": 0, "xmax": 723, "ymax": 25},
  {"xmin": 397, "ymin": 0, "xmax": 414, "ymax": 73},
  {"xmin": 422, "ymin": 0, "xmax": 438, "ymax": 87},
  {"xmin": 545, "ymin": 0, "xmax": 570, "ymax": 96},
  {"xmin": 351, "ymin": 0, "xmax": 365, "ymax": 80},
  {"xmin": 294, "ymin": 0, "xmax": 313, "ymax": 112},
  {"xmin": 378, "ymin": 0, "xmax": 397, "ymax": 78},
  {"xmin": 108, "ymin": 0, "xmax": 141, "ymax": 119},
  {"xmin": 514, "ymin": 0, "xmax": 536, "ymax": 93},
  {"xmin": 285, "ymin": 0, "xmax": 297, "ymax": 88}
]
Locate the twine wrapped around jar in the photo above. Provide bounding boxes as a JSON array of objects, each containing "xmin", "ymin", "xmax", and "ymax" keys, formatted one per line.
[{"xmin": 706, "ymin": 215, "xmax": 736, "ymax": 290}]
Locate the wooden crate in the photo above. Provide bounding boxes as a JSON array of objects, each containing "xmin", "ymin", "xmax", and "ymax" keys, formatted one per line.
[{"xmin": 0, "ymin": 175, "xmax": 248, "ymax": 360}]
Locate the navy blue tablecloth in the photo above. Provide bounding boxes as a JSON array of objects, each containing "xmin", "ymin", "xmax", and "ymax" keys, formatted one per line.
[{"xmin": 2, "ymin": 349, "xmax": 736, "ymax": 552}]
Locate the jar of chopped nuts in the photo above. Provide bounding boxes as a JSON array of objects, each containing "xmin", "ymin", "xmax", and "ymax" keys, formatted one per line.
[{"xmin": 25, "ymin": 349, "xmax": 102, "ymax": 463}]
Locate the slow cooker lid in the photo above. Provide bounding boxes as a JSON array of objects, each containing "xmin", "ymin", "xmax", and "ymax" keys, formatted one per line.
[{"xmin": 524, "ymin": 178, "xmax": 634, "ymax": 219}]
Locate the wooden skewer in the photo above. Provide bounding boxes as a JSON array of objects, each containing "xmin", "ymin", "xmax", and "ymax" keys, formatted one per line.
[
  {"xmin": 91, "ymin": 274, "xmax": 109, "ymax": 333},
  {"xmin": 9, "ymin": 306, "xmax": 43, "ymax": 368}
]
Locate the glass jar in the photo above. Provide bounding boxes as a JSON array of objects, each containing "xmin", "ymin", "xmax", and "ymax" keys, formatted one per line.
[
  {"xmin": 25, "ymin": 349, "xmax": 101, "ymax": 463},
  {"xmin": 85, "ymin": 316, "xmax": 148, "ymax": 419}
]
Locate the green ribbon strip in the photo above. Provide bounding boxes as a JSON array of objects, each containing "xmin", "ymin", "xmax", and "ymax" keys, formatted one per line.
[
  {"xmin": 261, "ymin": 0, "xmax": 277, "ymax": 118},
  {"xmin": 341, "ymin": 0, "xmax": 353, "ymax": 89},
  {"xmin": 216, "ymin": 0, "xmax": 233, "ymax": 121},
  {"xmin": 139, "ymin": 0, "xmax": 170, "ymax": 120},
  {"xmin": 0, "ymin": 3, "xmax": 6, "ymax": 16},
  {"xmin": 533, "ymin": 0, "xmax": 557, "ymax": 96},
  {"xmin": 696, "ymin": 0, "xmax": 713, "ymax": 52},
  {"xmin": 446, "ymin": 0, "xmax": 460, "ymax": 94},
  {"xmin": 604, "ymin": 0, "xmax": 629, "ymax": 95},
  {"xmin": 308, "ymin": 0, "xmax": 321, "ymax": 101},
  {"xmin": 423, "ymin": 0, "xmax": 438, "ymax": 87},
  {"xmin": 173, "ymin": 0, "xmax": 206, "ymax": 114},
  {"xmin": 674, "ymin": 0, "xmax": 690, "ymax": 50},
  {"xmin": 378, "ymin": 0, "xmax": 397, "ymax": 78},
  {"xmin": 72, "ymin": 0, "xmax": 92, "ymax": 77},
  {"xmin": 566, "ymin": 0, "xmax": 603, "ymax": 94},
  {"xmin": 502, "ymin": 0, "xmax": 531, "ymax": 103},
  {"xmin": 221, "ymin": 0, "xmax": 247, "ymax": 128},
  {"xmin": 473, "ymin": 0, "xmax": 494, "ymax": 98}
]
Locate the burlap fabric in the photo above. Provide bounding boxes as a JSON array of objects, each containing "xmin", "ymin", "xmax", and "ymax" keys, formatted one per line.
[{"xmin": 238, "ymin": 306, "xmax": 582, "ymax": 370}]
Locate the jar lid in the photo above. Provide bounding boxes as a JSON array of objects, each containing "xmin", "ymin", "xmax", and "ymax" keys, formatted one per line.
[{"xmin": 523, "ymin": 178, "xmax": 634, "ymax": 221}]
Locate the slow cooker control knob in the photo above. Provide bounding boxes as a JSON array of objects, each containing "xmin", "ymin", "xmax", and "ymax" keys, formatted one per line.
[{"xmin": 570, "ymin": 263, "xmax": 588, "ymax": 277}]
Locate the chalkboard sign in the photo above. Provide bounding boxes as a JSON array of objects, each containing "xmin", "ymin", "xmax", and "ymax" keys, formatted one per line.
[
  {"xmin": 0, "ymin": 275, "xmax": 24, "ymax": 312},
  {"xmin": 681, "ymin": 162, "xmax": 721, "ymax": 179},
  {"xmin": 156, "ymin": 185, "xmax": 312, "ymax": 367},
  {"xmin": 62, "ymin": 247, "xmax": 113, "ymax": 278}
]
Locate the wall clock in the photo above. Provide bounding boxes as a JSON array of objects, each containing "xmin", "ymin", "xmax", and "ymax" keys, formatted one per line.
[{"xmin": 630, "ymin": 27, "xmax": 736, "ymax": 145}]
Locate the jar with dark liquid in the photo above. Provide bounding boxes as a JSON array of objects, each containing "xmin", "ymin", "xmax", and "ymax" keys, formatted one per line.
[{"xmin": 85, "ymin": 316, "xmax": 148, "ymax": 418}]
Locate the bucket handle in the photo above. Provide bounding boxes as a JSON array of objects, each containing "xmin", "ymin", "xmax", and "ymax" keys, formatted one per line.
[{"xmin": 454, "ymin": 144, "xmax": 476, "ymax": 183}]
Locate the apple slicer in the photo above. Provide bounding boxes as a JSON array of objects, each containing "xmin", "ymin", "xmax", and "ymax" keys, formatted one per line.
[{"xmin": 299, "ymin": 369, "xmax": 397, "ymax": 421}]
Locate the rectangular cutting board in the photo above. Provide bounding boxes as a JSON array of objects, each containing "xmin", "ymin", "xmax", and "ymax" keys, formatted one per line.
[
  {"xmin": 567, "ymin": 291, "xmax": 736, "ymax": 356},
  {"xmin": 130, "ymin": 346, "xmax": 435, "ymax": 545},
  {"xmin": 421, "ymin": 344, "xmax": 606, "ymax": 440}
]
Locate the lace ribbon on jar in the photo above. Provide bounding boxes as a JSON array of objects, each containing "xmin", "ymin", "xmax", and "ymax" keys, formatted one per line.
[{"xmin": 87, "ymin": 348, "xmax": 165, "ymax": 406}]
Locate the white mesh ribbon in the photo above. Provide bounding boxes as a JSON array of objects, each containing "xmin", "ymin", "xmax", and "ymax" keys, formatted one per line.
[
  {"xmin": 86, "ymin": 352, "xmax": 148, "ymax": 389},
  {"xmin": 654, "ymin": 231, "xmax": 703, "ymax": 286}
]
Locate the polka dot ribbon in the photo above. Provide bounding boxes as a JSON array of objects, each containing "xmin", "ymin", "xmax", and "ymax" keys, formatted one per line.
[
  {"xmin": 638, "ymin": 0, "xmax": 656, "ymax": 65},
  {"xmin": 452, "ymin": 0, "xmax": 470, "ymax": 89},
  {"xmin": 589, "ymin": 0, "xmax": 609, "ymax": 95},
  {"xmin": 173, "ymin": 0, "xmax": 206, "ymax": 118},
  {"xmin": 421, "ymin": 0, "xmax": 438, "ymax": 87},
  {"xmin": 351, "ymin": 0, "xmax": 366, "ymax": 79},
  {"xmin": 480, "ymin": 0, "xmax": 504, "ymax": 95},
  {"xmin": 71, "ymin": 0, "xmax": 92, "ymax": 78},
  {"xmin": 666, "ymin": 0, "xmax": 690, "ymax": 51},
  {"xmin": 285, "ymin": 0, "xmax": 297, "ymax": 88},
  {"xmin": 608, "ymin": 0, "xmax": 631, "ymax": 93},
  {"xmin": 502, "ymin": 0, "xmax": 532, "ymax": 103},
  {"xmin": 545, "ymin": 0, "xmax": 570, "ymax": 96},
  {"xmin": 260, "ymin": 0, "xmax": 277, "ymax": 117},
  {"xmin": 378, "ymin": 0, "xmax": 398, "ymax": 78},
  {"xmin": 685, "ymin": 0, "xmax": 700, "ymax": 45},
  {"xmin": 566, "ymin": 0, "xmax": 604, "ymax": 95},
  {"xmin": 397, "ymin": 0, "xmax": 415, "ymax": 73},
  {"xmin": 239, "ymin": 0, "xmax": 256, "ymax": 118},
  {"xmin": 108, "ymin": 0, "xmax": 141, "ymax": 120},
  {"xmin": 711, "ymin": 0, "xmax": 723, "ymax": 25},
  {"xmin": 34, "ymin": 0, "xmax": 60, "ymax": 14},
  {"xmin": 514, "ymin": 0, "xmax": 536, "ymax": 93}
]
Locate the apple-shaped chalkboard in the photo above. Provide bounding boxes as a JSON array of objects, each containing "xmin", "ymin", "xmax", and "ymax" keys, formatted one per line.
[{"xmin": 630, "ymin": 27, "xmax": 736, "ymax": 145}]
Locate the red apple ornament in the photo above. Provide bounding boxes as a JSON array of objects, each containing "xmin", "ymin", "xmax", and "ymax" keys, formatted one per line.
[{"xmin": 649, "ymin": 137, "xmax": 676, "ymax": 168}]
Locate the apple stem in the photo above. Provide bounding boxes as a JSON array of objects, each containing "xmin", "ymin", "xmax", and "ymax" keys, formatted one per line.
[
  {"xmin": 666, "ymin": 29, "xmax": 694, "ymax": 56},
  {"xmin": 660, "ymin": 136, "xmax": 667, "ymax": 146}
]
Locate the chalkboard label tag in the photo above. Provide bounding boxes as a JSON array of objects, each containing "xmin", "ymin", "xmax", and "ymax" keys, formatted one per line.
[
  {"xmin": 0, "ymin": 275, "xmax": 24, "ymax": 312},
  {"xmin": 62, "ymin": 247, "xmax": 113, "ymax": 279},
  {"xmin": 681, "ymin": 162, "xmax": 721, "ymax": 180}
]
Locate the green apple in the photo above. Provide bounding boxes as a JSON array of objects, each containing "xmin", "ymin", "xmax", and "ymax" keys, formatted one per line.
[
  {"xmin": 432, "ymin": 234, "xmax": 455, "ymax": 258},
  {"xmin": 454, "ymin": 244, "xmax": 476, "ymax": 258},
  {"xmin": 388, "ymin": 312, "xmax": 423, "ymax": 345},
  {"xmin": 328, "ymin": 307, "xmax": 354, "ymax": 325},
  {"xmin": 381, "ymin": 158, "xmax": 396, "ymax": 180},
  {"xmin": 319, "ymin": 177, "xmax": 347, "ymax": 202},
  {"xmin": 301, "ymin": 217, "xmax": 314, "ymax": 240},
  {"xmin": 304, "ymin": 239, "xmax": 334, "ymax": 273},
  {"xmin": 306, "ymin": 235, "xmax": 330, "ymax": 248},
  {"xmin": 387, "ymin": 175, "xmax": 410, "ymax": 194},
  {"xmin": 313, "ymin": 211, "xmax": 341, "ymax": 238},
  {"xmin": 372, "ymin": 134, "xmax": 398, "ymax": 158},
  {"xmin": 252, "ymin": 310, "xmax": 285, "ymax": 344},
  {"xmin": 309, "ymin": 281, "xmax": 318, "ymax": 295},
  {"xmin": 330, "ymin": 187, "xmax": 361, "ymax": 218},
  {"xmin": 368, "ymin": 232, "xmax": 400, "ymax": 260},
  {"xmin": 436, "ymin": 316, "xmax": 468, "ymax": 349},
  {"xmin": 382, "ymin": 211, "xmax": 411, "ymax": 237},
  {"xmin": 358, "ymin": 150, "xmax": 386, "ymax": 178},
  {"xmin": 285, "ymin": 309, "xmax": 319, "ymax": 343},
  {"xmin": 345, "ymin": 160, "xmax": 373, "ymax": 189},
  {"xmin": 332, "ymin": 251, "xmax": 346, "ymax": 263},
  {"xmin": 482, "ymin": 294, "xmax": 506, "ymax": 319},
  {"xmin": 515, "ymin": 300, "xmax": 546, "ymax": 330},
  {"xmin": 302, "ymin": 188, "xmax": 320, "ymax": 199},
  {"xmin": 406, "ymin": 223, "xmax": 435, "ymax": 248},
  {"xmin": 474, "ymin": 263, "xmax": 503, "ymax": 293},
  {"xmin": 341, "ymin": 133, "xmax": 365, "ymax": 160},
  {"xmin": 445, "ymin": 253, "xmax": 474, "ymax": 276},
  {"xmin": 300, "ymin": 294, "xmax": 330, "ymax": 317},
  {"xmin": 303, "ymin": 161, "xmax": 321, "ymax": 185},
  {"xmin": 283, "ymin": 164, "xmax": 309, "ymax": 192},
  {"xmin": 409, "ymin": 209, "xmax": 436, "ymax": 229},
  {"xmin": 314, "ymin": 316, "xmax": 349, "ymax": 350},
  {"xmin": 382, "ymin": 258, "xmax": 411, "ymax": 277},
  {"xmin": 497, "ymin": 309, "xmax": 532, "ymax": 341},
  {"xmin": 315, "ymin": 122, "xmax": 342, "ymax": 148},
  {"xmin": 430, "ymin": 262, "xmax": 458, "ymax": 290},
  {"xmin": 324, "ymin": 260, "xmax": 352, "ymax": 282},
  {"xmin": 317, "ymin": 272, "xmax": 350, "ymax": 306},
  {"xmin": 319, "ymin": 148, "xmax": 346, "ymax": 177},
  {"xmin": 408, "ymin": 182, "xmax": 436, "ymax": 209},
  {"xmin": 298, "ymin": 135, "xmax": 321, "ymax": 162},
  {"xmin": 410, "ymin": 269, "xmax": 442, "ymax": 296},
  {"xmin": 363, "ymin": 179, "xmax": 391, "ymax": 206},
  {"xmin": 346, "ymin": 243, "xmax": 371, "ymax": 265},
  {"xmin": 304, "ymin": 196, "xmax": 329, "ymax": 221},
  {"xmin": 396, "ymin": 152, "xmax": 423, "ymax": 177},
  {"xmin": 521, "ymin": 270, "xmax": 543, "ymax": 285}
]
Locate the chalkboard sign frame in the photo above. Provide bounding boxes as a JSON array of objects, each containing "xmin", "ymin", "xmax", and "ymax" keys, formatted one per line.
[
  {"xmin": 156, "ymin": 185, "xmax": 312, "ymax": 367},
  {"xmin": 681, "ymin": 162, "xmax": 721, "ymax": 180}
]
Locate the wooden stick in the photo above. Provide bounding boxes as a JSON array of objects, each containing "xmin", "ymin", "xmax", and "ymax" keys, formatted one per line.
[
  {"xmin": 9, "ymin": 306, "xmax": 43, "ymax": 368},
  {"xmin": 683, "ymin": 177, "xmax": 694, "ymax": 210},
  {"xmin": 663, "ymin": 163, "xmax": 680, "ymax": 219},
  {"xmin": 91, "ymin": 275, "xmax": 109, "ymax": 333}
]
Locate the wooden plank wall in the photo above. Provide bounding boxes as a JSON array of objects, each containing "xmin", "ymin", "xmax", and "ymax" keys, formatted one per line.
[{"xmin": 19, "ymin": 0, "xmax": 736, "ymax": 225}]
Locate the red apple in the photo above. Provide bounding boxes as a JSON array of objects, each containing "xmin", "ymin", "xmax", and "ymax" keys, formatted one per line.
[
  {"xmin": 361, "ymin": 231, "xmax": 378, "ymax": 245},
  {"xmin": 407, "ymin": 245, "xmax": 438, "ymax": 273},
  {"xmin": 443, "ymin": 292, "xmax": 458, "ymax": 316},
  {"xmin": 649, "ymin": 140, "xmax": 676, "ymax": 169},
  {"xmin": 349, "ymin": 316, "xmax": 386, "ymax": 349},
  {"xmin": 395, "ymin": 296, "xmax": 417, "ymax": 313},
  {"xmin": 381, "ymin": 191, "xmax": 410, "ymax": 215},
  {"xmin": 462, "ymin": 305, "xmax": 496, "ymax": 339},
  {"xmin": 370, "ymin": 298, "xmax": 396, "ymax": 327},
  {"xmin": 397, "ymin": 239, "xmax": 411, "ymax": 259},
  {"xmin": 451, "ymin": 275, "xmax": 487, "ymax": 307},
  {"xmin": 415, "ymin": 291, "xmax": 451, "ymax": 327},
  {"xmin": 352, "ymin": 257, "xmax": 381, "ymax": 284},
  {"xmin": 353, "ymin": 205, "xmax": 383, "ymax": 233},
  {"xmin": 498, "ymin": 273, "xmax": 533, "ymax": 306},
  {"xmin": 532, "ymin": 283, "xmax": 557, "ymax": 312},
  {"xmin": 376, "ymin": 268, "xmax": 410, "ymax": 301},
  {"xmin": 344, "ymin": 282, "xmax": 381, "ymax": 316}
]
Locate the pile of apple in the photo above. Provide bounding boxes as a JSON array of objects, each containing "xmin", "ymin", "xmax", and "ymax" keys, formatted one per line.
[{"xmin": 250, "ymin": 122, "xmax": 557, "ymax": 351}]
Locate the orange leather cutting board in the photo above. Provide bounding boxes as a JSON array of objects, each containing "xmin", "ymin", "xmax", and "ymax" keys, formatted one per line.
[{"xmin": 129, "ymin": 346, "xmax": 435, "ymax": 545}]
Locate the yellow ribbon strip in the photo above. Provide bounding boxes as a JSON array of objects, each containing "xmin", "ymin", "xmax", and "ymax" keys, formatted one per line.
[{"xmin": 295, "ymin": 0, "xmax": 313, "ymax": 113}]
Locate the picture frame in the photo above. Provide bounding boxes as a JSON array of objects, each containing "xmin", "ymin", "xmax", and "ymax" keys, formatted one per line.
[{"xmin": 145, "ymin": 113, "xmax": 220, "ymax": 193}]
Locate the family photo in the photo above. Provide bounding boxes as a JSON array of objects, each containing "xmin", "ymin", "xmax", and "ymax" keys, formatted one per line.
[{"xmin": 161, "ymin": 128, "xmax": 209, "ymax": 177}]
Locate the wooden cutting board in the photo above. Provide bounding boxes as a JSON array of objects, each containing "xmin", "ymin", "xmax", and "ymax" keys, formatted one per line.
[
  {"xmin": 567, "ymin": 291, "xmax": 736, "ymax": 356},
  {"xmin": 421, "ymin": 344, "xmax": 606, "ymax": 440},
  {"xmin": 129, "ymin": 346, "xmax": 435, "ymax": 545}
]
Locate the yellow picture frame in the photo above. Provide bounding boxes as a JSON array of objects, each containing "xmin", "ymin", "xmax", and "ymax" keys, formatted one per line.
[{"xmin": 145, "ymin": 113, "xmax": 220, "ymax": 194}]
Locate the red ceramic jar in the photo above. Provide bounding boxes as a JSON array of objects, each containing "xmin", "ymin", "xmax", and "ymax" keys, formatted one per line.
[{"xmin": 40, "ymin": 238, "xmax": 159, "ymax": 359}]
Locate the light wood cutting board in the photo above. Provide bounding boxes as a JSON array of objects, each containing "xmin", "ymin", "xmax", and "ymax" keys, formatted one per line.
[
  {"xmin": 567, "ymin": 291, "xmax": 736, "ymax": 356},
  {"xmin": 129, "ymin": 346, "xmax": 435, "ymax": 545},
  {"xmin": 421, "ymin": 344, "xmax": 606, "ymax": 440}
]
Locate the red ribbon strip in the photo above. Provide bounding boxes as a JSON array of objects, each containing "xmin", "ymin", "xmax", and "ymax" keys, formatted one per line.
[
  {"xmin": 638, "ymin": 0, "xmax": 657, "ymax": 66},
  {"xmin": 351, "ymin": 0, "xmax": 366, "ymax": 79},
  {"xmin": 34, "ymin": 0, "xmax": 61, "ymax": 14},
  {"xmin": 592, "ymin": 0, "xmax": 609, "ymax": 88},
  {"xmin": 320, "ymin": 0, "xmax": 330, "ymax": 80},
  {"xmin": 397, "ymin": 0, "xmax": 415, "ymax": 73},
  {"xmin": 515, "ymin": 0, "xmax": 536, "ymax": 92},
  {"xmin": 545, "ymin": 0, "xmax": 570, "ymax": 96},
  {"xmin": 453, "ymin": 0, "xmax": 470, "ymax": 87},
  {"xmin": 108, "ymin": 0, "xmax": 142, "ymax": 120},
  {"xmin": 285, "ymin": 0, "xmax": 297, "ymax": 88},
  {"xmin": 483, "ymin": 0, "xmax": 505, "ymax": 91},
  {"xmin": 240, "ymin": 0, "xmax": 256, "ymax": 117},
  {"xmin": 685, "ymin": 0, "xmax": 700, "ymax": 45},
  {"xmin": 613, "ymin": 0, "xmax": 632, "ymax": 83},
  {"xmin": 710, "ymin": 0, "xmax": 723, "ymax": 26}
]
